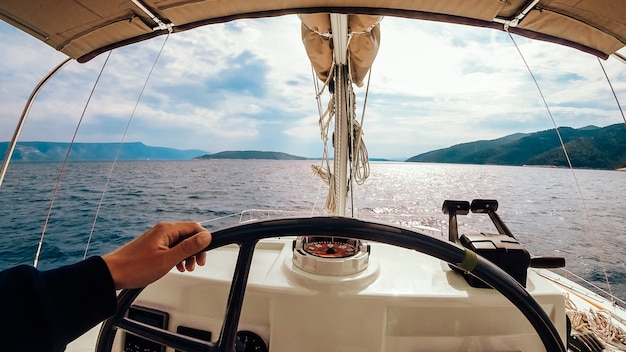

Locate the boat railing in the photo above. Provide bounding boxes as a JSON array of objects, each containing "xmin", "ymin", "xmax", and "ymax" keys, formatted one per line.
[
  {"xmin": 197, "ymin": 209, "xmax": 328, "ymax": 230},
  {"xmin": 538, "ymin": 268, "xmax": 626, "ymax": 310}
]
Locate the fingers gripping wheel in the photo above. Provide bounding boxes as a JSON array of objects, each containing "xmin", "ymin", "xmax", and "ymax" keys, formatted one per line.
[{"xmin": 96, "ymin": 216, "xmax": 566, "ymax": 352}]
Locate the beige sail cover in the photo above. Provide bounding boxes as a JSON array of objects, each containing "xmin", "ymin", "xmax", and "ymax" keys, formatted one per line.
[
  {"xmin": 0, "ymin": 0, "xmax": 625, "ymax": 64},
  {"xmin": 300, "ymin": 14, "xmax": 380, "ymax": 86}
]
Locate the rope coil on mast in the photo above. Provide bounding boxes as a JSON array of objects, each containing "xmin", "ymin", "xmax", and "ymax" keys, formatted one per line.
[{"xmin": 310, "ymin": 23, "xmax": 373, "ymax": 215}]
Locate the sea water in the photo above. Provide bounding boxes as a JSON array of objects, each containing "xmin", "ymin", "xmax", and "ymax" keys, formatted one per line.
[{"xmin": 0, "ymin": 160, "xmax": 624, "ymax": 300}]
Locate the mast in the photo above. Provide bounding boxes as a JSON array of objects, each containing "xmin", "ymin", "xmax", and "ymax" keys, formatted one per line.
[
  {"xmin": 330, "ymin": 14, "xmax": 350, "ymax": 217},
  {"xmin": 294, "ymin": 14, "xmax": 372, "ymax": 276}
]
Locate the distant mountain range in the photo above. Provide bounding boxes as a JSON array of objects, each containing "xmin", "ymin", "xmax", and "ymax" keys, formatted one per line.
[
  {"xmin": 4, "ymin": 124, "xmax": 625, "ymax": 169},
  {"xmin": 0, "ymin": 142, "xmax": 207, "ymax": 161},
  {"xmin": 195, "ymin": 151, "xmax": 308, "ymax": 160},
  {"xmin": 406, "ymin": 123, "xmax": 626, "ymax": 170}
]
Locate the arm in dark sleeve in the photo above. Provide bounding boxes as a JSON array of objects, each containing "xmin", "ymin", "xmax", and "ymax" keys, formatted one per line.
[{"xmin": 0, "ymin": 256, "xmax": 117, "ymax": 352}]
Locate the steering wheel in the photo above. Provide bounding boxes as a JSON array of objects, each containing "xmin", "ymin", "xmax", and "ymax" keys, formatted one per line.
[{"xmin": 96, "ymin": 216, "xmax": 566, "ymax": 352}]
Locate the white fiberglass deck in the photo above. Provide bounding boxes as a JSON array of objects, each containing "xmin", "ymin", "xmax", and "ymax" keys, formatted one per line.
[{"xmin": 71, "ymin": 237, "xmax": 567, "ymax": 352}]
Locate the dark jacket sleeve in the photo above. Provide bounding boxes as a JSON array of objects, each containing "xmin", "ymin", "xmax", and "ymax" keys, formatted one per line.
[{"xmin": 0, "ymin": 256, "xmax": 117, "ymax": 352}]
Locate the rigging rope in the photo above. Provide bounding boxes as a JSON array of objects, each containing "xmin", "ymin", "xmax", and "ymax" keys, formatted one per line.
[
  {"xmin": 508, "ymin": 32, "xmax": 615, "ymax": 302},
  {"xmin": 311, "ymin": 63, "xmax": 337, "ymax": 214},
  {"xmin": 345, "ymin": 31, "xmax": 371, "ymax": 187},
  {"xmin": 310, "ymin": 29, "xmax": 372, "ymax": 215},
  {"xmin": 34, "ymin": 52, "xmax": 112, "ymax": 267},
  {"xmin": 353, "ymin": 67, "xmax": 372, "ymax": 185},
  {"xmin": 309, "ymin": 65, "xmax": 329, "ymax": 215},
  {"xmin": 82, "ymin": 33, "xmax": 171, "ymax": 259},
  {"xmin": 565, "ymin": 294, "xmax": 626, "ymax": 350}
]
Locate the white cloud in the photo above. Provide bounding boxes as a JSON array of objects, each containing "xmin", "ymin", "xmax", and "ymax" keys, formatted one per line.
[{"xmin": 1, "ymin": 15, "xmax": 625, "ymax": 159}]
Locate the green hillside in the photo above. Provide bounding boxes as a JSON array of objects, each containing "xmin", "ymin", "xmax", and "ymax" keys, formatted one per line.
[
  {"xmin": 0, "ymin": 142, "xmax": 206, "ymax": 161},
  {"xmin": 406, "ymin": 124, "xmax": 626, "ymax": 170},
  {"xmin": 195, "ymin": 150, "xmax": 308, "ymax": 160}
]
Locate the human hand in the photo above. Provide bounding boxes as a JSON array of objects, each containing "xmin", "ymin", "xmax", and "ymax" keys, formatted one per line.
[{"xmin": 103, "ymin": 222, "xmax": 212, "ymax": 289}]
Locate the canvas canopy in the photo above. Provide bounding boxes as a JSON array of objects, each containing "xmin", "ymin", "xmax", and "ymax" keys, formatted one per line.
[{"xmin": 1, "ymin": 0, "xmax": 625, "ymax": 66}]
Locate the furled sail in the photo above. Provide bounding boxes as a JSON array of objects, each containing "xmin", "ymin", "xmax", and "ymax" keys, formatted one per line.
[{"xmin": 299, "ymin": 14, "xmax": 381, "ymax": 87}]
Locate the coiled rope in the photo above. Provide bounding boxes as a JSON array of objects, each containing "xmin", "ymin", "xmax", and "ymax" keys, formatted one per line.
[{"xmin": 565, "ymin": 294, "xmax": 626, "ymax": 350}]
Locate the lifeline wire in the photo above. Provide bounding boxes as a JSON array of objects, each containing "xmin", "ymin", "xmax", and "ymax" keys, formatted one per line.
[
  {"xmin": 508, "ymin": 32, "xmax": 614, "ymax": 302},
  {"xmin": 83, "ymin": 33, "xmax": 171, "ymax": 259},
  {"xmin": 33, "ymin": 52, "xmax": 112, "ymax": 267}
]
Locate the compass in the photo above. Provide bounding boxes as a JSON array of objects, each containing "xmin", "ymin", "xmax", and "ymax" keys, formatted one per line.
[
  {"xmin": 293, "ymin": 235, "xmax": 370, "ymax": 275},
  {"xmin": 303, "ymin": 237, "xmax": 358, "ymax": 258}
]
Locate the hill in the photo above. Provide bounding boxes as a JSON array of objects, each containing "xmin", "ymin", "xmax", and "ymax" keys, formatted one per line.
[
  {"xmin": 195, "ymin": 150, "xmax": 307, "ymax": 160},
  {"xmin": 407, "ymin": 132, "xmax": 530, "ymax": 164},
  {"xmin": 0, "ymin": 142, "xmax": 206, "ymax": 161},
  {"xmin": 406, "ymin": 124, "xmax": 626, "ymax": 170}
]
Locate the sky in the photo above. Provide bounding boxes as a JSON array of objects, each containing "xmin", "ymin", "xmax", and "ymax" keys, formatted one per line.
[{"xmin": 1, "ymin": 15, "xmax": 625, "ymax": 159}]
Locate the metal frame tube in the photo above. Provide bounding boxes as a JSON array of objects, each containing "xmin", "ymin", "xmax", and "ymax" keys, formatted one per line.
[{"xmin": 0, "ymin": 57, "xmax": 72, "ymax": 187}]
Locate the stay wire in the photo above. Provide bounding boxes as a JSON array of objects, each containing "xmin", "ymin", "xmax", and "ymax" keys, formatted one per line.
[
  {"xmin": 597, "ymin": 57, "xmax": 626, "ymax": 126},
  {"xmin": 347, "ymin": 47, "xmax": 356, "ymax": 217},
  {"xmin": 508, "ymin": 32, "xmax": 614, "ymax": 302},
  {"xmin": 33, "ymin": 51, "xmax": 112, "ymax": 267},
  {"xmin": 83, "ymin": 33, "xmax": 171, "ymax": 259}
]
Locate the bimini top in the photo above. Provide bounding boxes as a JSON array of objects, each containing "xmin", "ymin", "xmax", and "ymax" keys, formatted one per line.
[{"xmin": 1, "ymin": 0, "xmax": 625, "ymax": 63}]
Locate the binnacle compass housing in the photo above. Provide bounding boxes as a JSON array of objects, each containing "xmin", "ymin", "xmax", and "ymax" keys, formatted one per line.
[{"xmin": 292, "ymin": 235, "xmax": 370, "ymax": 275}]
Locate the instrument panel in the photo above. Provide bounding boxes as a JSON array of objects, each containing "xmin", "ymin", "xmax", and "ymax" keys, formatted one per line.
[{"xmin": 124, "ymin": 305, "xmax": 268, "ymax": 352}]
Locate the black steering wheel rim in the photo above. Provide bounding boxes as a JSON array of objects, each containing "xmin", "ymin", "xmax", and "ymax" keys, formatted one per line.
[{"xmin": 97, "ymin": 216, "xmax": 566, "ymax": 352}]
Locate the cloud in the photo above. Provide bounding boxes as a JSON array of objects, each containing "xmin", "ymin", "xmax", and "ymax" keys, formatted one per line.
[{"xmin": 1, "ymin": 15, "xmax": 625, "ymax": 159}]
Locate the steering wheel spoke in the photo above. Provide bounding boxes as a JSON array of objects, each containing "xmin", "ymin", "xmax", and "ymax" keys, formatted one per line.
[
  {"xmin": 97, "ymin": 289, "xmax": 217, "ymax": 352},
  {"xmin": 217, "ymin": 241, "xmax": 257, "ymax": 352}
]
